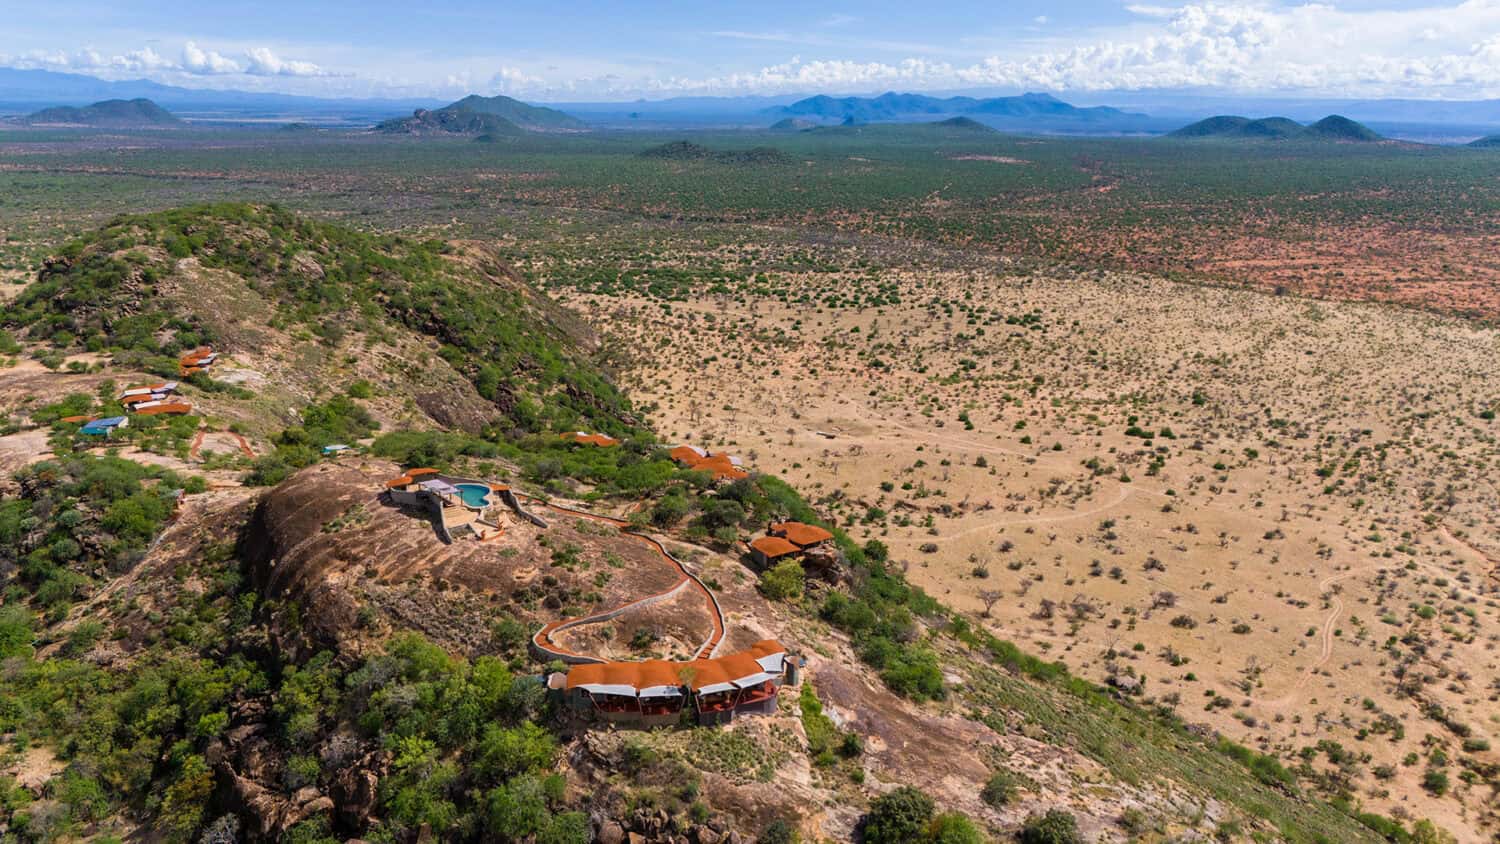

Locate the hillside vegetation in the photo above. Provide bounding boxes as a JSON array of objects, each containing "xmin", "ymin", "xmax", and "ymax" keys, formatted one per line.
[{"xmin": 1, "ymin": 203, "xmax": 637, "ymax": 437}]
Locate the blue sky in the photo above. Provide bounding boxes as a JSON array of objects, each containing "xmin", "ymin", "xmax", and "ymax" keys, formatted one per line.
[{"xmin": 4, "ymin": 1, "xmax": 1500, "ymax": 100}]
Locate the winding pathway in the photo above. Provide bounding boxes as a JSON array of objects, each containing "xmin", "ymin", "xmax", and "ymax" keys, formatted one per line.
[{"xmin": 522, "ymin": 496, "xmax": 726, "ymax": 665}]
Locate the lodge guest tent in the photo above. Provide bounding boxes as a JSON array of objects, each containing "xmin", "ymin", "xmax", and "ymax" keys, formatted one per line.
[
  {"xmin": 749, "ymin": 521, "xmax": 834, "ymax": 567},
  {"xmin": 79, "ymin": 416, "xmax": 128, "ymax": 438},
  {"xmin": 555, "ymin": 640, "xmax": 796, "ymax": 726}
]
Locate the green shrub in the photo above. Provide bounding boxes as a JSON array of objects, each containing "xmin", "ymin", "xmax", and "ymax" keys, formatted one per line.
[
  {"xmin": 981, "ymin": 769, "xmax": 1017, "ymax": 807},
  {"xmin": 926, "ymin": 812, "xmax": 984, "ymax": 844},
  {"xmin": 1019, "ymin": 809, "xmax": 1081, "ymax": 844},
  {"xmin": 862, "ymin": 786, "xmax": 934, "ymax": 844},
  {"xmin": 760, "ymin": 560, "xmax": 805, "ymax": 602},
  {"xmin": 758, "ymin": 819, "xmax": 800, "ymax": 844}
]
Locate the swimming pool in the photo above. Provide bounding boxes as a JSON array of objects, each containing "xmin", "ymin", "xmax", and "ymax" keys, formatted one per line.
[{"xmin": 454, "ymin": 483, "xmax": 492, "ymax": 508}]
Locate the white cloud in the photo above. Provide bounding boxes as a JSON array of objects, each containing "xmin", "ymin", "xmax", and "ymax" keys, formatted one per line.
[
  {"xmin": 649, "ymin": 1, "xmax": 1500, "ymax": 98},
  {"xmin": 4, "ymin": 39, "xmax": 331, "ymax": 80},
  {"xmin": 489, "ymin": 66, "xmax": 543, "ymax": 92},
  {"xmin": 181, "ymin": 41, "xmax": 241, "ymax": 74},
  {"xmin": 244, "ymin": 46, "xmax": 327, "ymax": 77}
]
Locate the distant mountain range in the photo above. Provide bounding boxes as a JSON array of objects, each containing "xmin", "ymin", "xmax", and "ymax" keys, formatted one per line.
[
  {"xmin": 0, "ymin": 67, "xmax": 439, "ymax": 123},
  {"xmin": 14, "ymin": 97, "xmax": 181, "ymax": 127},
  {"xmin": 1169, "ymin": 114, "xmax": 1384, "ymax": 142},
  {"xmin": 4, "ymin": 66, "xmax": 1500, "ymax": 141},
  {"xmin": 375, "ymin": 94, "xmax": 585, "ymax": 135},
  {"xmin": 768, "ymin": 92, "xmax": 1159, "ymax": 133},
  {"xmin": 1470, "ymin": 134, "xmax": 1500, "ymax": 147}
]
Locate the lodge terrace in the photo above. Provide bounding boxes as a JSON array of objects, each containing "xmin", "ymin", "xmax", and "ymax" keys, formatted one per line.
[{"xmin": 551, "ymin": 640, "xmax": 798, "ymax": 727}]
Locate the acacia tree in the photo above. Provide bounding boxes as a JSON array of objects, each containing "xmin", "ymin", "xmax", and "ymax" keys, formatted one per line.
[{"xmin": 978, "ymin": 589, "xmax": 1002, "ymax": 617}]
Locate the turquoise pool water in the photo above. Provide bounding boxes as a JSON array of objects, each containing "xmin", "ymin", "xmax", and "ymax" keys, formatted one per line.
[{"xmin": 454, "ymin": 483, "xmax": 492, "ymax": 508}]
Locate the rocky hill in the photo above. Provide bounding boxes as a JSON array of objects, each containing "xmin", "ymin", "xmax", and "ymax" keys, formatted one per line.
[
  {"xmin": 1, "ymin": 203, "xmax": 632, "ymax": 440},
  {"xmin": 17, "ymin": 97, "xmax": 182, "ymax": 127},
  {"xmin": 0, "ymin": 205, "xmax": 1404, "ymax": 843},
  {"xmin": 1170, "ymin": 113, "xmax": 1384, "ymax": 142},
  {"xmin": 376, "ymin": 94, "xmax": 584, "ymax": 135}
]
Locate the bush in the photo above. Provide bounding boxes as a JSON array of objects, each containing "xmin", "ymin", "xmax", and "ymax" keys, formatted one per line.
[
  {"xmin": 1019, "ymin": 810, "xmax": 1081, "ymax": 844},
  {"xmin": 862, "ymin": 786, "xmax": 934, "ymax": 844},
  {"xmin": 760, "ymin": 560, "xmax": 805, "ymax": 602},
  {"xmin": 1422, "ymin": 769, "xmax": 1448, "ymax": 796},
  {"xmin": 926, "ymin": 813, "xmax": 984, "ymax": 844},
  {"xmin": 759, "ymin": 819, "xmax": 800, "ymax": 844},
  {"xmin": 0, "ymin": 606, "xmax": 35, "ymax": 658},
  {"xmin": 980, "ymin": 769, "xmax": 1017, "ymax": 807}
]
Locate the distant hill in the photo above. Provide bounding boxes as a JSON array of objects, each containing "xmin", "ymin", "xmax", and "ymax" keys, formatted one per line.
[
  {"xmin": 770, "ymin": 91, "xmax": 1155, "ymax": 133},
  {"xmin": 1303, "ymin": 115, "xmax": 1383, "ymax": 142},
  {"xmin": 769, "ymin": 117, "xmax": 817, "ymax": 132},
  {"xmin": 1239, "ymin": 117, "xmax": 1305, "ymax": 138},
  {"xmin": 934, "ymin": 116, "xmax": 996, "ymax": 133},
  {"xmin": 801, "ymin": 118, "xmax": 1004, "ymax": 139},
  {"xmin": 1169, "ymin": 114, "xmax": 1383, "ymax": 142},
  {"xmin": 639, "ymin": 140, "xmax": 794, "ymax": 165},
  {"xmin": 1469, "ymin": 134, "xmax": 1500, "ymax": 147},
  {"xmin": 376, "ymin": 94, "xmax": 584, "ymax": 135},
  {"xmin": 19, "ymin": 97, "xmax": 180, "ymax": 128}
]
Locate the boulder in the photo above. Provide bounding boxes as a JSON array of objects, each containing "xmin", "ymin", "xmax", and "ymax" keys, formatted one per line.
[{"xmin": 597, "ymin": 820, "xmax": 626, "ymax": 844}]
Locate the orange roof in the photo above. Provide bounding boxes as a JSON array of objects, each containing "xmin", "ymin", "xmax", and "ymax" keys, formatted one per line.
[
  {"xmin": 750, "ymin": 536, "xmax": 800, "ymax": 559},
  {"xmin": 385, "ymin": 475, "xmax": 413, "ymax": 489},
  {"xmin": 59, "ymin": 415, "xmax": 93, "ymax": 424},
  {"xmin": 562, "ymin": 642, "xmax": 790, "ymax": 696},
  {"xmin": 565, "ymin": 659, "xmax": 685, "ymax": 692},
  {"xmin": 119, "ymin": 394, "xmax": 159, "ymax": 405},
  {"xmin": 691, "ymin": 454, "xmax": 749, "ymax": 482},
  {"xmin": 406, "ymin": 467, "xmax": 440, "ymax": 477},
  {"xmin": 134, "ymin": 402, "xmax": 192, "ymax": 416},
  {"xmin": 670, "ymin": 444, "xmax": 707, "ymax": 464},
  {"xmin": 179, "ymin": 346, "xmax": 214, "ymax": 364},
  {"xmin": 681, "ymin": 658, "xmax": 733, "ymax": 692},
  {"xmin": 717, "ymin": 652, "xmax": 766, "ymax": 683},
  {"xmin": 743, "ymin": 639, "xmax": 787, "ymax": 660},
  {"xmin": 771, "ymin": 521, "xmax": 833, "ymax": 547},
  {"xmin": 561, "ymin": 431, "xmax": 620, "ymax": 447}
]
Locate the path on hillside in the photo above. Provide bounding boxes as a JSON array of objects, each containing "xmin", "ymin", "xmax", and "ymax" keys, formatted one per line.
[
  {"xmin": 523, "ymin": 496, "xmax": 725, "ymax": 665},
  {"xmin": 189, "ymin": 428, "xmax": 256, "ymax": 461}
]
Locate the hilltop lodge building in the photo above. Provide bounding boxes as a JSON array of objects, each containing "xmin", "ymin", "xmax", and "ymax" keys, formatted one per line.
[{"xmin": 551, "ymin": 640, "xmax": 798, "ymax": 727}]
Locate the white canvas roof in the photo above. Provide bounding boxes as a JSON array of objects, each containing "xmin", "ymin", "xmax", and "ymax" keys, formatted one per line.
[
  {"xmin": 420, "ymin": 479, "xmax": 460, "ymax": 495},
  {"xmin": 754, "ymin": 652, "xmax": 786, "ymax": 673},
  {"xmin": 732, "ymin": 671, "xmax": 779, "ymax": 689},
  {"xmin": 637, "ymin": 685, "xmax": 684, "ymax": 698},
  {"xmin": 579, "ymin": 683, "xmax": 638, "ymax": 697},
  {"xmin": 695, "ymin": 682, "xmax": 737, "ymax": 695}
]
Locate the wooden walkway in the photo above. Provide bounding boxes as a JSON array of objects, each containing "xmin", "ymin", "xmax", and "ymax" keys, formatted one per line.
[{"xmin": 525, "ymin": 496, "xmax": 726, "ymax": 664}]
